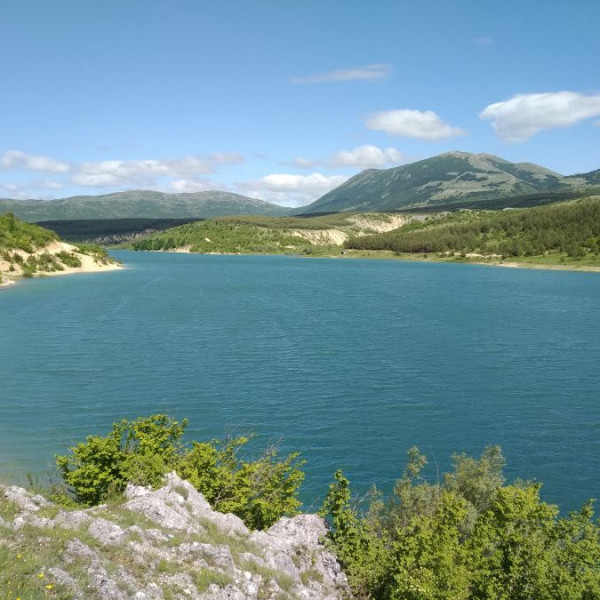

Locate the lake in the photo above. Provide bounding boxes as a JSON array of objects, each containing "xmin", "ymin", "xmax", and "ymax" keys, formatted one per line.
[{"xmin": 1, "ymin": 251, "xmax": 599, "ymax": 511}]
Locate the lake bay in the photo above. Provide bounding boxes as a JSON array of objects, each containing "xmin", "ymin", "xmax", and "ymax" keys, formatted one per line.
[{"xmin": 1, "ymin": 251, "xmax": 599, "ymax": 511}]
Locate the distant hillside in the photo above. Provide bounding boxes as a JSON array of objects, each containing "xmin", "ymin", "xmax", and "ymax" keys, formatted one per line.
[
  {"xmin": 565, "ymin": 168, "xmax": 600, "ymax": 186},
  {"xmin": 0, "ymin": 190, "xmax": 290, "ymax": 221},
  {"xmin": 345, "ymin": 195, "xmax": 600, "ymax": 266},
  {"xmin": 127, "ymin": 213, "xmax": 412, "ymax": 255},
  {"xmin": 124, "ymin": 196, "xmax": 600, "ymax": 270},
  {"xmin": 37, "ymin": 217, "xmax": 203, "ymax": 244},
  {"xmin": 302, "ymin": 152, "xmax": 597, "ymax": 214}
]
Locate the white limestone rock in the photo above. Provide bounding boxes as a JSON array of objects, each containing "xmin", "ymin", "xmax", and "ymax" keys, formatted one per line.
[{"xmin": 0, "ymin": 474, "xmax": 347, "ymax": 600}]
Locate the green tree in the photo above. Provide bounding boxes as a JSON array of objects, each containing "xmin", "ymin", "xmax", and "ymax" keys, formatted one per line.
[
  {"xmin": 320, "ymin": 470, "xmax": 392, "ymax": 598},
  {"xmin": 322, "ymin": 447, "xmax": 600, "ymax": 600},
  {"xmin": 56, "ymin": 414, "xmax": 187, "ymax": 506},
  {"xmin": 55, "ymin": 414, "xmax": 305, "ymax": 530}
]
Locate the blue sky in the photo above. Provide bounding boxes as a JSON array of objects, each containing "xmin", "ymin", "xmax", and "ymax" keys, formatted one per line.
[{"xmin": 1, "ymin": 0, "xmax": 599, "ymax": 206}]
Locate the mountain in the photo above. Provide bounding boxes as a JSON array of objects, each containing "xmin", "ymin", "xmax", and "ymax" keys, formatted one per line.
[
  {"xmin": 301, "ymin": 152, "xmax": 588, "ymax": 214},
  {"xmin": 0, "ymin": 190, "xmax": 290, "ymax": 221},
  {"xmin": 564, "ymin": 168, "xmax": 600, "ymax": 186}
]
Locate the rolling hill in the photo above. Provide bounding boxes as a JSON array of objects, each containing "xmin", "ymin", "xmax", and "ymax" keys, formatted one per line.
[
  {"xmin": 301, "ymin": 152, "xmax": 597, "ymax": 214},
  {"xmin": 345, "ymin": 195, "xmax": 600, "ymax": 265},
  {"xmin": 0, "ymin": 190, "xmax": 290, "ymax": 221},
  {"xmin": 126, "ymin": 213, "xmax": 412, "ymax": 255},
  {"xmin": 123, "ymin": 195, "xmax": 600, "ymax": 270}
]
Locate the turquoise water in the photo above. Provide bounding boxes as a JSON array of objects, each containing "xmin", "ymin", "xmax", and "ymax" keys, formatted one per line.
[{"xmin": 1, "ymin": 251, "xmax": 599, "ymax": 511}]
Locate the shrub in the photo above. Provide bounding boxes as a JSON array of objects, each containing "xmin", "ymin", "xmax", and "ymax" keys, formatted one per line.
[
  {"xmin": 56, "ymin": 414, "xmax": 188, "ymax": 506},
  {"xmin": 321, "ymin": 447, "xmax": 600, "ymax": 599},
  {"xmin": 178, "ymin": 436, "xmax": 305, "ymax": 529},
  {"xmin": 55, "ymin": 250, "xmax": 82, "ymax": 268},
  {"xmin": 55, "ymin": 414, "xmax": 305, "ymax": 530}
]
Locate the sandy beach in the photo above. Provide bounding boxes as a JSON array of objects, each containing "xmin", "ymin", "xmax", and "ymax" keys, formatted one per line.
[{"xmin": 0, "ymin": 240, "xmax": 122, "ymax": 287}]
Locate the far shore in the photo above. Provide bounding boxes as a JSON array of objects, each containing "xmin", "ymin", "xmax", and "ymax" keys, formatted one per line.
[{"xmin": 135, "ymin": 246, "xmax": 600, "ymax": 274}]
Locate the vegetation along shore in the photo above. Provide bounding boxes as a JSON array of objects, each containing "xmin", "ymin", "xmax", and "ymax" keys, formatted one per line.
[
  {"xmin": 0, "ymin": 212, "xmax": 121, "ymax": 287},
  {"xmin": 2, "ymin": 414, "xmax": 600, "ymax": 599},
  {"xmin": 119, "ymin": 195, "xmax": 600, "ymax": 273}
]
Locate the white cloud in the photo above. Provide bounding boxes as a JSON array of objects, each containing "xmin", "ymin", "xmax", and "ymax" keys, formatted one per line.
[
  {"xmin": 0, "ymin": 150, "xmax": 70, "ymax": 173},
  {"xmin": 479, "ymin": 91, "xmax": 600, "ymax": 142},
  {"xmin": 292, "ymin": 63, "xmax": 392, "ymax": 84},
  {"xmin": 0, "ymin": 183, "xmax": 24, "ymax": 197},
  {"xmin": 328, "ymin": 145, "xmax": 404, "ymax": 168},
  {"xmin": 0, "ymin": 180, "xmax": 64, "ymax": 199},
  {"xmin": 290, "ymin": 145, "xmax": 405, "ymax": 170},
  {"xmin": 473, "ymin": 36, "xmax": 493, "ymax": 47},
  {"xmin": 292, "ymin": 156, "xmax": 317, "ymax": 168},
  {"xmin": 238, "ymin": 173, "xmax": 348, "ymax": 207},
  {"xmin": 41, "ymin": 180, "xmax": 64, "ymax": 190},
  {"xmin": 71, "ymin": 154, "xmax": 244, "ymax": 188},
  {"xmin": 0, "ymin": 149, "xmax": 244, "ymax": 192},
  {"xmin": 366, "ymin": 109, "xmax": 466, "ymax": 140},
  {"xmin": 169, "ymin": 178, "xmax": 221, "ymax": 193}
]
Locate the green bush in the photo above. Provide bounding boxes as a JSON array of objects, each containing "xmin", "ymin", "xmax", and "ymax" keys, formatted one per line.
[
  {"xmin": 0, "ymin": 212, "xmax": 57, "ymax": 252},
  {"xmin": 55, "ymin": 414, "xmax": 304, "ymax": 530},
  {"xmin": 56, "ymin": 414, "xmax": 187, "ymax": 506},
  {"xmin": 321, "ymin": 447, "xmax": 600, "ymax": 599},
  {"xmin": 55, "ymin": 250, "xmax": 82, "ymax": 268},
  {"xmin": 178, "ymin": 436, "xmax": 305, "ymax": 529}
]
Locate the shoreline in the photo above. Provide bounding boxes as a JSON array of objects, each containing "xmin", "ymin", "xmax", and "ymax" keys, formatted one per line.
[
  {"xmin": 143, "ymin": 246, "xmax": 600, "ymax": 274},
  {"xmin": 0, "ymin": 262, "xmax": 123, "ymax": 289},
  {"xmin": 1, "ymin": 240, "xmax": 123, "ymax": 289},
  {"xmin": 485, "ymin": 260, "xmax": 600, "ymax": 273}
]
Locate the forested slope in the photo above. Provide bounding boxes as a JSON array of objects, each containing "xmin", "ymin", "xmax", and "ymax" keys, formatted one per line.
[
  {"xmin": 127, "ymin": 213, "xmax": 409, "ymax": 254},
  {"xmin": 346, "ymin": 196, "xmax": 600, "ymax": 261}
]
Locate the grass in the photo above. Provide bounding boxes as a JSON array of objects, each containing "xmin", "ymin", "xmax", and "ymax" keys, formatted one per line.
[
  {"xmin": 0, "ymin": 525, "xmax": 88, "ymax": 600},
  {"xmin": 0, "ymin": 487, "xmax": 333, "ymax": 600},
  {"xmin": 192, "ymin": 568, "xmax": 234, "ymax": 592},
  {"xmin": 0, "ymin": 499, "xmax": 20, "ymax": 522},
  {"xmin": 0, "ymin": 458, "xmax": 342, "ymax": 600},
  {"xmin": 242, "ymin": 558, "xmax": 297, "ymax": 597},
  {"xmin": 300, "ymin": 568, "xmax": 324, "ymax": 586},
  {"xmin": 92, "ymin": 503, "xmax": 164, "ymax": 532}
]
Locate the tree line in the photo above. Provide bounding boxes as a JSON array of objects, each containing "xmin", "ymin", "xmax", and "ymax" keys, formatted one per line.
[{"xmin": 346, "ymin": 197, "xmax": 600, "ymax": 258}]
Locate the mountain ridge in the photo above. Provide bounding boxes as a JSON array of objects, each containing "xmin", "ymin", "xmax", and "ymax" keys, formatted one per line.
[
  {"xmin": 0, "ymin": 189, "xmax": 290, "ymax": 221},
  {"xmin": 301, "ymin": 151, "xmax": 596, "ymax": 214},
  {"xmin": 1, "ymin": 152, "xmax": 598, "ymax": 220}
]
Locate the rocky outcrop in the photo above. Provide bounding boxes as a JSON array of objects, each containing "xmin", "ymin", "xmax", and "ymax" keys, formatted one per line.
[{"xmin": 0, "ymin": 473, "xmax": 347, "ymax": 600}]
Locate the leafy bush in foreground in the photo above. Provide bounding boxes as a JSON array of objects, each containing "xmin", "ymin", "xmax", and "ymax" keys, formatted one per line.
[
  {"xmin": 55, "ymin": 414, "xmax": 304, "ymax": 529},
  {"xmin": 320, "ymin": 446, "xmax": 600, "ymax": 599},
  {"xmin": 54, "ymin": 416, "xmax": 600, "ymax": 595}
]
